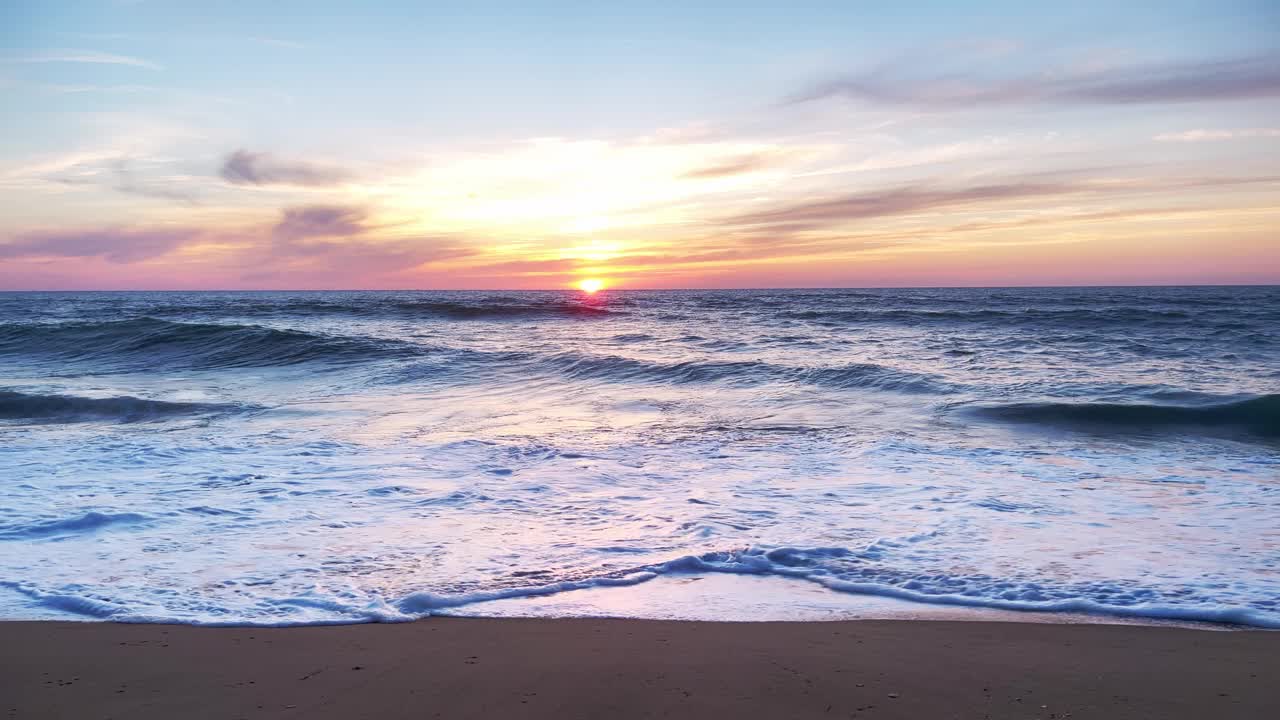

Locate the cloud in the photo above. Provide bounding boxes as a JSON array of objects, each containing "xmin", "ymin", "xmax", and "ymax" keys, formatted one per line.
[
  {"xmin": 264, "ymin": 204, "xmax": 477, "ymax": 275},
  {"xmin": 794, "ymin": 53, "xmax": 1280, "ymax": 109},
  {"xmin": 110, "ymin": 159, "xmax": 199, "ymax": 204},
  {"xmin": 253, "ymin": 239, "xmax": 476, "ymax": 280},
  {"xmin": 272, "ymin": 205, "xmax": 370, "ymax": 241},
  {"xmin": 461, "ymin": 257, "xmax": 584, "ymax": 276},
  {"xmin": 13, "ymin": 49, "xmax": 162, "ymax": 71},
  {"xmin": 728, "ymin": 181, "xmax": 1083, "ymax": 227},
  {"xmin": 681, "ymin": 153, "xmax": 780, "ymax": 180},
  {"xmin": 1154, "ymin": 128, "xmax": 1280, "ymax": 142},
  {"xmin": 2, "ymin": 207, "xmax": 477, "ymax": 282},
  {"xmin": 0, "ymin": 228, "xmax": 199, "ymax": 263},
  {"xmin": 220, "ymin": 150, "xmax": 351, "ymax": 187},
  {"xmin": 721, "ymin": 174, "xmax": 1279, "ymax": 239},
  {"xmin": 48, "ymin": 156, "xmax": 199, "ymax": 204}
]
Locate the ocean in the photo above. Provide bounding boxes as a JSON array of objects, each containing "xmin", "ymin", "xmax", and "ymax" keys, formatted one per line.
[{"xmin": 0, "ymin": 287, "xmax": 1277, "ymax": 627}]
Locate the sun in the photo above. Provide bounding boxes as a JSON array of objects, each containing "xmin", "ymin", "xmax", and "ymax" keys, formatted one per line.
[{"xmin": 577, "ymin": 278, "xmax": 606, "ymax": 294}]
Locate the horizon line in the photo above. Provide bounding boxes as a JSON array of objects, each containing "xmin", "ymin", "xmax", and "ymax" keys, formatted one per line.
[{"xmin": 2, "ymin": 282, "xmax": 1278, "ymax": 293}]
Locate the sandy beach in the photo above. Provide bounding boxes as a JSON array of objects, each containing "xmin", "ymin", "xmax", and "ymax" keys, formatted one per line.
[{"xmin": 3, "ymin": 618, "xmax": 1276, "ymax": 719}]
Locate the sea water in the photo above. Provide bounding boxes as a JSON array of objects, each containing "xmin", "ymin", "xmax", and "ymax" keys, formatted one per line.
[{"xmin": 0, "ymin": 287, "xmax": 1277, "ymax": 626}]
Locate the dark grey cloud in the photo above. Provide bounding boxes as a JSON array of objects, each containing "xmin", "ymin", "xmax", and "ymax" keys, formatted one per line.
[
  {"xmin": 220, "ymin": 149, "xmax": 351, "ymax": 187},
  {"xmin": 794, "ymin": 53, "xmax": 1280, "ymax": 109},
  {"xmin": 0, "ymin": 228, "xmax": 200, "ymax": 263}
]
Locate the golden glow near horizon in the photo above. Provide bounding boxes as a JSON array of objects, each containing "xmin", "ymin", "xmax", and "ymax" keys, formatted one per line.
[
  {"xmin": 3, "ymin": 105, "xmax": 1279, "ymax": 291},
  {"xmin": 4, "ymin": 126, "xmax": 1277, "ymax": 290}
]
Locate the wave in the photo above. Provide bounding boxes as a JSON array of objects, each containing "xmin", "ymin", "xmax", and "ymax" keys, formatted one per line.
[
  {"xmin": 386, "ymin": 350, "xmax": 954, "ymax": 393},
  {"xmin": 0, "ymin": 318, "xmax": 419, "ymax": 370},
  {"xmin": 646, "ymin": 546, "xmax": 1280, "ymax": 628},
  {"xmin": 0, "ymin": 389, "xmax": 245, "ymax": 424},
  {"xmin": 7, "ymin": 543, "xmax": 1275, "ymax": 628},
  {"xmin": 143, "ymin": 297, "xmax": 621, "ymax": 320},
  {"xmin": 0, "ymin": 511, "xmax": 154, "ymax": 541},
  {"xmin": 782, "ymin": 307, "xmax": 1233, "ymax": 329},
  {"xmin": 539, "ymin": 352, "xmax": 953, "ymax": 393},
  {"xmin": 383, "ymin": 299, "xmax": 619, "ymax": 319},
  {"xmin": 969, "ymin": 394, "xmax": 1280, "ymax": 437}
]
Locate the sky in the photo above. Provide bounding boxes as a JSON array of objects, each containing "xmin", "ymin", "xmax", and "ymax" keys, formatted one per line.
[{"xmin": 1, "ymin": 1, "xmax": 1278, "ymax": 290}]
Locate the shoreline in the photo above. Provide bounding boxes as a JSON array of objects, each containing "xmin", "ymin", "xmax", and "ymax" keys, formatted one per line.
[
  {"xmin": 5, "ymin": 617, "xmax": 1276, "ymax": 719},
  {"xmin": 9, "ymin": 571, "xmax": 1272, "ymax": 630}
]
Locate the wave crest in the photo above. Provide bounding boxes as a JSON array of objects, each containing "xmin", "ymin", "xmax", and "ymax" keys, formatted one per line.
[
  {"xmin": 970, "ymin": 394, "xmax": 1280, "ymax": 437},
  {"xmin": 541, "ymin": 352, "xmax": 952, "ymax": 393},
  {"xmin": 0, "ymin": 389, "xmax": 244, "ymax": 424},
  {"xmin": 786, "ymin": 307, "xmax": 1213, "ymax": 328},
  {"xmin": 0, "ymin": 511, "xmax": 153, "ymax": 541},
  {"xmin": 0, "ymin": 318, "xmax": 417, "ymax": 370},
  {"xmin": 142, "ymin": 297, "xmax": 622, "ymax": 320}
]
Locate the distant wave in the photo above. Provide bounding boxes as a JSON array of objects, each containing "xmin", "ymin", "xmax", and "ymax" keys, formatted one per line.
[
  {"xmin": 539, "ymin": 352, "xmax": 954, "ymax": 393},
  {"xmin": 0, "ymin": 389, "xmax": 243, "ymax": 424},
  {"xmin": 384, "ymin": 299, "xmax": 619, "ymax": 319},
  {"xmin": 784, "ymin": 307, "xmax": 1227, "ymax": 328},
  {"xmin": 970, "ymin": 394, "xmax": 1280, "ymax": 437},
  {"xmin": 144, "ymin": 297, "xmax": 621, "ymax": 320},
  {"xmin": 0, "ymin": 318, "xmax": 418, "ymax": 369},
  {"xmin": 388, "ymin": 349, "xmax": 955, "ymax": 393}
]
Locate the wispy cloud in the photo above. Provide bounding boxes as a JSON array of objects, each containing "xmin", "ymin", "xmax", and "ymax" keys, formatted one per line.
[
  {"xmin": 1154, "ymin": 128, "xmax": 1280, "ymax": 142},
  {"xmin": 221, "ymin": 149, "xmax": 352, "ymax": 187},
  {"xmin": 716, "ymin": 173, "xmax": 1280, "ymax": 249},
  {"xmin": 727, "ymin": 181, "xmax": 1084, "ymax": 227},
  {"xmin": 794, "ymin": 53, "xmax": 1280, "ymax": 109},
  {"xmin": 0, "ymin": 228, "xmax": 199, "ymax": 263},
  {"xmin": 40, "ymin": 155, "xmax": 199, "ymax": 204},
  {"xmin": 108, "ymin": 159, "xmax": 199, "ymax": 204},
  {"xmin": 681, "ymin": 153, "xmax": 782, "ymax": 180},
  {"xmin": 13, "ymin": 49, "xmax": 162, "ymax": 71},
  {"xmin": 272, "ymin": 205, "xmax": 370, "ymax": 241},
  {"xmin": 2, "ymin": 206, "xmax": 477, "ymax": 284},
  {"xmin": 262, "ymin": 204, "xmax": 476, "ymax": 279}
]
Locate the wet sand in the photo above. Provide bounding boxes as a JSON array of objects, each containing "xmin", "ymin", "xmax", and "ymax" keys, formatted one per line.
[{"xmin": 2, "ymin": 618, "xmax": 1276, "ymax": 719}]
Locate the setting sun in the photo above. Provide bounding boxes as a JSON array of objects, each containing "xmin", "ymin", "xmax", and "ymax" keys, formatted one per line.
[{"xmin": 577, "ymin": 278, "xmax": 606, "ymax": 293}]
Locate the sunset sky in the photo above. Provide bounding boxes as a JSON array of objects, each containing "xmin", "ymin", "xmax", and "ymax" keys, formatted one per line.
[{"xmin": 2, "ymin": 1, "xmax": 1278, "ymax": 290}]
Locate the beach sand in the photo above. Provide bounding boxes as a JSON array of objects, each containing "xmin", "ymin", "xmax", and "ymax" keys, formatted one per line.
[{"xmin": 3, "ymin": 618, "xmax": 1277, "ymax": 719}]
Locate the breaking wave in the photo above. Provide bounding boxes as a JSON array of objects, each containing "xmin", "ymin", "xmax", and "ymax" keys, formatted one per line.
[
  {"xmin": 0, "ymin": 318, "xmax": 419, "ymax": 370},
  {"xmin": 970, "ymin": 394, "xmax": 1280, "ymax": 437},
  {"xmin": 0, "ymin": 389, "xmax": 243, "ymax": 424},
  {"xmin": 6, "ymin": 543, "xmax": 1276, "ymax": 628}
]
